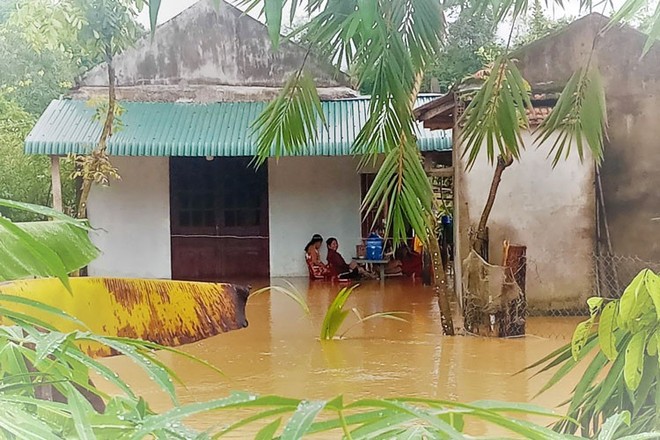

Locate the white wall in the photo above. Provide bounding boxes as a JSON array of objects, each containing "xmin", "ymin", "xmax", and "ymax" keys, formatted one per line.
[
  {"xmin": 87, "ymin": 156, "xmax": 172, "ymax": 279},
  {"xmin": 456, "ymin": 132, "xmax": 595, "ymax": 309},
  {"xmin": 268, "ymin": 156, "xmax": 363, "ymax": 277}
]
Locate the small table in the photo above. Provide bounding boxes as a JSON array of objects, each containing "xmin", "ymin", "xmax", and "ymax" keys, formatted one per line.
[{"xmin": 353, "ymin": 258, "xmax": 389, "ymax": 286}]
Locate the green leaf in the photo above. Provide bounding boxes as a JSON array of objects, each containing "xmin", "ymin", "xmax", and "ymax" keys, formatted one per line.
[
  {"xmin": 598, "ymin": 411, "xmax": 631, "ymax": 440},
  {"xmin": 320, "ymin": 286, "xmax": 356, "ymax": 340},
  {"xmin": 66, "ymin": 385, "xmax": 97, "ymax": 440},
  {"xmin": 255, "ymin": 418, "xmax": 281, "ymax": 440},
  {"xmin": 79, "ymin": 333, "xmax": 179, "ymax": 404},
  {"xmin": 0, "ymin": 217, "xmax": 72, "ymax": 289},
  {"xmin": 587, "ymin": 297, "xmax": 605, "ymax": 314},
  {"xmin": 35, "ymin": 332, "xmax": 70, "ymax": 366},
  {"xmin": 149, "ymin": 0, "xmax": 161, "ymax": 34},
  {"xmin": 0, "ymin": 401, "xmax": 63, "ymax": 440},
  {"xmin": 0, "ymin": 199, "xmax": 90, "ymax": 228},
  {"xmin": 251, "ymin": 71, "xmax": 324, "ymax": 165},
  {"xmin": 599, "ymin": 301, "xmax": 619, "ymax": 361},
  {"xmin": 250, "ymin": 284, "xmax": 310, "ymax": 315},
  {"xmin": 624, "ymin": 332, "xmax": 646, "ymax": 391},
  {"xmin": 263, "ymin": 0, "xmax": 284, "ymax": 49},
  {"xmin": 644, "ymin": 271, "xmax": 660, "ymax": 320},
  {"xmin": 280, "ymin": 400, "xmax": 326, "ymax": 440},
  {"xmin": 571, "ymin": 319, "xmax": 595, "ymax": 360}
]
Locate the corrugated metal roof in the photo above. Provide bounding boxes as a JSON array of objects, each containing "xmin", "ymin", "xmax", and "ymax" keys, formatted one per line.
[{"xmin": 25, "ymin": 97, "xmax": 451, "ymax": 157}]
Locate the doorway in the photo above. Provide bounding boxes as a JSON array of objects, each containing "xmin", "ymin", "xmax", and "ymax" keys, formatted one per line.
[{"xmin": 170, "ymin": 157, "xmax": 269, "ymax": 281}]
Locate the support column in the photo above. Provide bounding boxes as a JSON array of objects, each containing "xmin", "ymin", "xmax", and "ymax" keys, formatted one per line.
[{"xmin": 50, "ymin": 155, "xmax": 63, "ymax": 212}]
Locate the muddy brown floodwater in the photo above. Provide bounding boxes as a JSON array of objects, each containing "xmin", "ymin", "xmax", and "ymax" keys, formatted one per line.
[{"xmin": 100, "ymin": 278, "xmax": 586, "ymax": 437}]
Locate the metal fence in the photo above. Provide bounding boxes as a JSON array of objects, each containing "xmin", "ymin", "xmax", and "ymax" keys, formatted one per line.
[{"xmin": 457, "ymin": 252, "xmax": 660, "ymax": 338}]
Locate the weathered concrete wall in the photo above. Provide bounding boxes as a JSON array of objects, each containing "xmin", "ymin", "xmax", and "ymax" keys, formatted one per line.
[
  {"xmin": 81, "ymin": 0, "xmax": 344, "ymax": 89},
  {"xmin": 516, "ymin": 13, "xmax": 660, "ymax": 265},
  {"xmin": 87, "ymin": 156, "xmax": 172, "ymax": 279},
  {"xmin": 268, "ymin": 156, "xmax": 362, "ymax": 277},
  {"xmin": 456, "ymin": 132, "xmax": 595, "ymax": 310}
]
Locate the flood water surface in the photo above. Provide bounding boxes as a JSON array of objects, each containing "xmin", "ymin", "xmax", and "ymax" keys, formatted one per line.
[{"xmin": 101, "ymin": 278, "xmax": 584, "ymax": 436}]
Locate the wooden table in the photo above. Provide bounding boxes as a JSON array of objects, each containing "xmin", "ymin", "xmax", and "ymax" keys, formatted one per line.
[{"xmin": 353, "ymin": 258, "xmax": 389, "ymax": 286}]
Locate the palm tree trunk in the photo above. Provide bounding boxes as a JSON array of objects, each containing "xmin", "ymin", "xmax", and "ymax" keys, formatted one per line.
[{"xmin": 430, "ymin": 231, "xmax": 454, "ymax": 335}]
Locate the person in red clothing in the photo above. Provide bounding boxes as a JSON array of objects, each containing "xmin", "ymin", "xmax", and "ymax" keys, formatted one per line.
[
  {"xmin": 396, "ymin": 244, "xmax": 423, "ymax": 278},
  {"xmin": 326, "ymin": 237, "xmax": 373, "ymax": 280}
]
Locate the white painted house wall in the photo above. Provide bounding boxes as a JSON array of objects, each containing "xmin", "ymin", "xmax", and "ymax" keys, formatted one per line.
[
  {"xmin": 87, "ymin": 156, "xmax": 172, "ymax": 279},
  {"xmin": 268, "ymin": 156, "xmax": 363, "ymax": 277},
  {"xmin": 456, "ymin": 131, "xmax": 595, "ymax": 309}
]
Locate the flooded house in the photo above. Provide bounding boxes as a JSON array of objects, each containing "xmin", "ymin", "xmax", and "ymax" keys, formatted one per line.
[
  {"xmin": 416, "ymin": 13, "xmax": 660, "ymax": 311},
  {"xmin": 24, "ymin": 0, "xmax": 450, "ymax": 281}
]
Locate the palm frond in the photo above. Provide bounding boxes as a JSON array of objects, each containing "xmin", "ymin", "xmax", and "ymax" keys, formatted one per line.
[
  {"xmin": 534, "ymin": 65, "xmax": 607, "ymax": 167},
  {"xmin": 251, "ymin": 70, "xmax": 325, "ymax": 165},
  {"xmin": 459, "ymin": 56, "xmax": 532, "ymax": 169}
]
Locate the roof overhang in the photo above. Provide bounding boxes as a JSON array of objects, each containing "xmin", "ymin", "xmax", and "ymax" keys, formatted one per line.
[{"xmin": 25, "ymin": 97, "xmax": 452, "ymax": 157}]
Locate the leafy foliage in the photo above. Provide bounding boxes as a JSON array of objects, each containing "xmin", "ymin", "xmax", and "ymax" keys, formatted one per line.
[
  {"xmin": 0, "ymin": 199, "xmax": 95, "ymax": 288},
  {"xmin": 459, "ymin": 56, "xmax": 532, "ymax": 168},
  {"xmin": 513, "ymin": 0, "xmax": 573, "ymax": 48},
  {"xmin": 423, "ymin": 3, "xmax": 500, "ymax": 94},
  {"xmin": 0, "ymin": 98, "xmax": 58, "ymax": 220},
  {"xmin": 210, "ymin": 392, "xmax": 574, "ymax": 439},
  {"xmin": 536, "ymin": 65, "xmax": 607, "ymax": 166},
  {"xmin": 252, "ymin": 70, "xmax": 325, "ymax": 164},
  {"xmin": 526, "ymin": 269, "xmax": 660, "ymax": 438},
  {"xmin": 0, "ymin": 220, "xmax": 99, "ymax": 283},
  {"xmin": 320, "ymin": 285, "xmax": 408, "ymax": 340}
]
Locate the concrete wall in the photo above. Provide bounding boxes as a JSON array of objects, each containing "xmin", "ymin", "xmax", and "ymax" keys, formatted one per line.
[
  {"xmin": 87, "ymin": 156, "xmax": 172, "ymax": 279},
  {"xmin": 268, "ymin": 156, "xmax": 363, "ymax": 277},
  {"xmin": 455, "ymin": 132, "xmax": 595, "ymax": 309},
  {"xmin": 82, "ymin": 0, "xmax": 343, "ymax": 88},
  {"xmin": 516, "ymin": 13, "xmax": 660, "ymax": 264}
]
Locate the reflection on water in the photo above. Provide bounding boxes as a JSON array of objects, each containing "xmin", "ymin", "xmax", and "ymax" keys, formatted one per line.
[{"xmin": 100, "ymin": 278, "xmax": 585, "ymax": 436}]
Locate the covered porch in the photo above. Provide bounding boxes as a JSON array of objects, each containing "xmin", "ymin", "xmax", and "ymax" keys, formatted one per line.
[{"xmin": 26, "ymin": 97, "xmax": 451, "ymax": 281}]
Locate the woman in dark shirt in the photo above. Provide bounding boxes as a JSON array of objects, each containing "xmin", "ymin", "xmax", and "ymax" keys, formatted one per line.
[{"xmin": 326, "ymin": 237, "xmax": 373, "ymax": 280}]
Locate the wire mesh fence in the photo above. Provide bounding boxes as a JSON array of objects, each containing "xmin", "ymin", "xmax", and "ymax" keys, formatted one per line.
[{"xmin": 458, "ymin": 252, "xmax": 660, "ymax": 338}]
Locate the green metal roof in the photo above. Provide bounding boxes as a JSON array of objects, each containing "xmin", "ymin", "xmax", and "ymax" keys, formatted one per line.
[{"xmin": 25, "ymin": 96, "xmax": 451, "ymax": 157}]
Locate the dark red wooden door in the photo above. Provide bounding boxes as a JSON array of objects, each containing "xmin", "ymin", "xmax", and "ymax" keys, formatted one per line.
[{"xmin": 170, "ymin": 157, "xmax": 269, "ymax": 281}]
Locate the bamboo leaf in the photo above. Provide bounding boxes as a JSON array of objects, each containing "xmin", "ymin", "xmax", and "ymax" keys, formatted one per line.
[
  {"xmin": 255, "ymin": 418, "xmax": 282, "ymax": 440},
  {"xmin": 280, "ymin": 400, "xmax": 326, "ymax": 440},
  {"xmin": 251, "ymin": 285, "xmax": 310, "ymax": 315},
  {"xmin": 598, "ymin": 411, "xmax": 631, "ymax": 440}
]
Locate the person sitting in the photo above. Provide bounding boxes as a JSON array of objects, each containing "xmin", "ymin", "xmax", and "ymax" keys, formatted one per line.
[
  {"xmin": 396, "ymin": 244, "xmax": 423, "ymax": 278},
  {"xmin": 305, "ymin": 234, "xmax": 331, "ymax": 280},
  {"xmin": 326, "ymin": 237, "xmax": 374, "ymax": 280},
  {"xmin": 382, "ymin": 242, "xmax": 403, "ymax": 276}
]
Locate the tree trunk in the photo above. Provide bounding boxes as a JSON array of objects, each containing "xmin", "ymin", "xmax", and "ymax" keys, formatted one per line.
[
  {"xmin": 499, "ymin": 242, "xmax": 527, "ymax": 336},
  {"xmin": 430, "ymin": 231, "xmax": 455, "ymax": 336},
  {"xmin": 464, "ymin": 154, "xmax": 513, "ymax": 335},
  {"xmin": 77, "ymin": 57, "xmax": 116, "ymax": 219},
  {"xmin": 470, "ymin": 154, "xmax": 513, "ymax": 258}
]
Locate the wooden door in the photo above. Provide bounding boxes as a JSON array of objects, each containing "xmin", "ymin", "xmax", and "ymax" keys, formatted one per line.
[{"xmin": 170, "ymin": 157, "xmax": 269, "ymax": 281}]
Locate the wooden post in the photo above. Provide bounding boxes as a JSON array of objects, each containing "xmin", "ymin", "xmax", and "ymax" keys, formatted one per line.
[
  {"xmin": 500, "ymin": 242, "xmax": 527, "ymax": 337},
  {"xmin": 50, "ymin": 155, "xmax": 63, "ymax": 212}
]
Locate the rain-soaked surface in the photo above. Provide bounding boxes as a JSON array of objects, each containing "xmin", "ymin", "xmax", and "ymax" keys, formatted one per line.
[{"xmin": 100, "ymin": 278, "xmax": 585, "ymax": 437}]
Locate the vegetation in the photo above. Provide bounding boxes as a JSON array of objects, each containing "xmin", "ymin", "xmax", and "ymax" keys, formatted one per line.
[
  {"xmin": 319, "ymin": 285, "xmax": 408, "ymax": 340},
  {"xmin": 527, "ymin": 269, "xmax": 660, "ymax": 437},
  {"xmin": 0, "ymin": 197, "xmax": 657, "ymax": 438},
  {"xmin": 423, "ymin": 2, "xmax": 500, "ymax": 93}
]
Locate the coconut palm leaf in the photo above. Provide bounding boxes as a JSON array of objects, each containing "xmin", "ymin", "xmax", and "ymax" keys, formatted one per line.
[
  {"xmin": 535, "ymin": 65, "xmax": 607, "ymax": 167},
  {"xmin": 459, "ymin": 56, "xmax": 532, "ymax": 169},
  {"xmin": 251, "ymin": 70, "xmax": 325, "ymax": 165}
]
